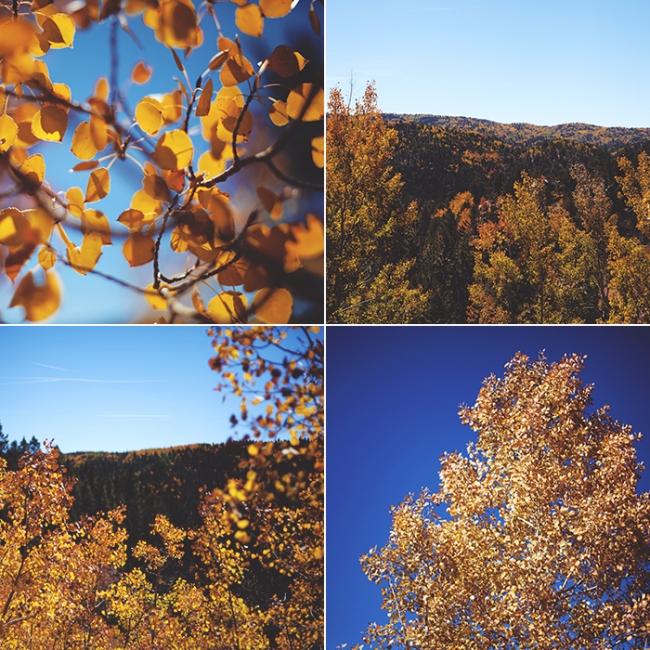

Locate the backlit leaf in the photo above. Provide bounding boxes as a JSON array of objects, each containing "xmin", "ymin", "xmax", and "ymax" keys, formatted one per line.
[
  {"xmin": 257, "ymin": 187, "xmax": 283, "ymax": 220},
  {"xmin": 259, "ymin": 0, "xmax": 292, "ymax": 18},
  {"xmin": 117, "ymin": 208, "xmax": 145, "ymax": 230},
  {"xmin": 85, "ymin": 167, "xmax": 110, "ymax": 203},
  {"xmin": 206, "ymin": 291, "xmax": 248, "ymax": 323},
  {"xmin": 0, "ymin": 114, "xmax": 18, "ymax": 152},
  {"xmin": 66, "ymin": 187, "xmax": 85, "ymax": 217},
  {"xmin": 41, "ymin": 13, "xmax": 75, "ymax": 49},
  {"xmin": 131, "ymin": 60, "xmax": 153, "ymax": 84},
  {"xmin": 269, "ymin": 100, "xmax": 289, "ymax": 127},
  {"xmin": 123, "ymin": 233, "xmax": 155, "ymax": 266},
  {"xmin": 267, "ymin": 45, "xmax": 307, "ymax": 77},
  {"xmin": 71, "ymin": 122, "xmax": 98, "ymax": 160},
  {"xmin": 67, "ymin": 232, "xmax": 103, "ymax": 275},
  {"xmin": 152, "ymin": 129, "xmax": 193, "ymax": 169},
  {"xmin": 32, "ymin": 104, "xmax": 68, "ymax": 141},
  {"xmin": 71, "ymin": 160, "xmax": 99, "ymax": 172},
  {"xmin": 208, "ymin": 50, "xmax": 229, "ymax": 70},
  {"xmin": 18, "ymin": 154, "xmax": 45, "ymax": 193},
  {"xmin": 135, "ymin": 96, "xmax": 164, "ymax": 135},
  {"xmin": 82, "ymin": 208, "xmax": 111, "ymax": 244},
  {"xmin": 311, "ymin": 135, "xmax": 323, "ymax": 168},
  {"xmin": 196, "ymin": 77, "xmax": 213, "ymax": 118},
  {"xmin": 252, "ymin": 287, "xmax": 292, "ymax": 323},
  {"xmin": 235, "ymin": 4, "xmax": 263, "ymax": 37},
  {"xmin": 38, "ymin": 246, "xmax": 56, "ymax": 270},
  {"xmin": 143, "ymin": 173, "xmax": 171, "ymax": 202},
  {"xmin": 287, "ymin": 83, "xmax": 324, "ymax": 122},
  {"xmin": 0, "ymin": 207, "xmax": 30, "ymax": 247},
  {"xmin": 144, "ymin": 283, "xmax": 168, "ymax": 310},
  {"xmin": 9, "ymin": 270, "xmax": 61, "ymax": 321}
]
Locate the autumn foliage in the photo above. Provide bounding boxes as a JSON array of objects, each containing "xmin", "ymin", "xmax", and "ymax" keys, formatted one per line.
[
  {"xmin": 0, "ymin": 326, "xmax": 323, "ymax": 648},
  {"xmin": 0, "ymin": 0, "xmax": 323, "ymax": 323},
  {"xmin": 359, "ymin": 353, "xmax": 650, "ymax": 649}
]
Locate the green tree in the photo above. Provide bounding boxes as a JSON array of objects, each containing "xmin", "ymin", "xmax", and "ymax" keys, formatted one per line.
[
  {"xmin": 359, "ymin": 353, "xmax": 650, "ymax": 649},
  {"xmin": 326, "ymin": 83, "xmax": 428, "ymax": 323}
]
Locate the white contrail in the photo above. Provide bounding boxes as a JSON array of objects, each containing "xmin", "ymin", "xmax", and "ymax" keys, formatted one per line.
[
  {"xmin": 96, "ymin": 414, "xmax": 171, "ymax": 418},
  {"xmin": 0, "ymin": 377, "xmax": 166, "ymax": 386},
  {"xmin": 30, "ymin": 362, "xmax": 70, "ymax": 371}
]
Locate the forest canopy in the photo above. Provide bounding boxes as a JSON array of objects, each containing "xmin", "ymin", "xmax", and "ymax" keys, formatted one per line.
[{"xmin": 327, "ymin": 82, "xmax": 650, "ymax": 324}]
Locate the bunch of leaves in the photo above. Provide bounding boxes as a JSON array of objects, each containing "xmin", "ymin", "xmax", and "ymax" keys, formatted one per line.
[
  {"xmin": 358, "ymin": 352, "xmax": 650, "ymax": 649},
  {"xmin": 0, "ymin": 0, "xmax": 323, "ymax": 323}
]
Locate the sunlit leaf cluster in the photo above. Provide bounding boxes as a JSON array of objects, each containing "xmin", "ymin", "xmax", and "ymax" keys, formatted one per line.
[{"xmin": 0, "ymin": 0, "xmax": 323, "ymax": 322}]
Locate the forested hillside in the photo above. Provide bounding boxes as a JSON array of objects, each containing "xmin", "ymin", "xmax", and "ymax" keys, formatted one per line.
[{"xmin": 327, "ymin": 84, "xmax": 650, "ymax": 323}]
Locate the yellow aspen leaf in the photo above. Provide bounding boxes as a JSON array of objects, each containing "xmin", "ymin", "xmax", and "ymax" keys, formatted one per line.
[
  {"xmin": 27, "ymin": 208, "xmax": 55, "ymax": 244},
  {"xmin": 235, "ymin": 4, "xmax": 263, "ymax": 37},
  {"xmin": 220, "ymin": 53, "xmax": 254, "ymax": 87},
  {"xmin": 252, "ymin": 287, "xmax": 292, "ymax": 323},
  {"xmin": 144, "ymin": 283, "xmax": 168, "ymax": 310},
  {"xmin": 308, "ymin": 4, "xmax": 320, "ymax": 35},
  {"xmin": 216, "ymin": 250, "xmax": 248, "ymax": 286},
  {"xmin": 66, "ymin": 186, "xmax": 85, "ymax": 217},
  {"xmin": 259, "ymin": 0, "xmax": 292, "ymax": 18},
  {"xmin": 71, "ymin": 122, "xmax": 98, "ymax": 160},
  {"xmin": 38, "ymin": 246, "xmax": 56, "ymax": 270},
  {"xmin": 244, "ymin": 223, "xmax": 300, "ymax": 272},
  {"xmin": 234, "ymin": 530, "xmax": 250, "ymax": 543},
  {"xmin": 161, "ymin": 89, "xmax": 183, "ymax": 123},
  {"xmin": 131, "ymin": 189, "xmax": 162, "ymax": 219},
  {"xmin": 208, "ymin": 50, "xmax": 229, "ymax": 70},
  {"xmin": 32, "ymin": 104, "xmax": 68, "ymax": 141},
  {"xmin": 94, "ymin": 76, "xmax": 109, "ymax": 101},
  {"xmin": 90, "ymin": 113, "xmax": 108, "ymax": 151},
  {"xmin": 12, "ymin": 104, "xmax": 38, "ymax": 148},
  {"xmin": 51, "ymin": 83, "xmax": 71, "ymax": 104},
  {"xmin": 82, "ymin": 208, "xmax": 111, "ymax": 244},
  {"xmin": 266, "ymin": 45, "xmax": 307, "ymax": 77},
  {"xmin": 117, "ymin": 208, "xmax": 145, "ymax": 231},
  {"xmin": 287, "ymin": 83, "xmax": 324, "ymax": 122},
  {"xmin": 196, "ymin": 77, "xmax": 213, "ymax": 118},
  {"xmin": 67, "ymin": 232, "xmax": 103, "ymax": 275},
  {"xmin": 146, "ymin": 0, "xmax": 199, "ymax": 49},
  {"xmin": 143, "ymin": 173, "xmax": 171, "ymax": 202},
  {"xmin": 9, "ymin": 270, "xmax": 61, "ymax": 321},
  {"xmin": 206, "ymin": 195, "xmax": 235, "ymax": 243},
  {"xmin": 191, "ymin": 286, "xmax": 208, "ymax": 316},
  {"xmin": 256, "ymin": 187, "xmax": 283, "ymax": 220},
  {"xmin": 0, "ymin": 114, "xmax": 18, "ymax": 152},
  {"xmin": 311, "ymin": 135, "xmax": 323, "ymax": 168},
  {"xmin": 123, "ymin": 233, "xmax": 155, "ymax": 266},
  {"xmin": 0, "ymin": 18, "xmax": 36, "ymax": 56},
  {"xmin": 131, "ymin": 60, "xmax": 152, "ymax": 84},
  {"xmin": 0, "ymin": 207, "xmax": 30, "ymax": 247},
  {"xmin": 170, "ymin": 47, "xmax": 185, "ymax": 72},
  {"xmin": 85, "ymin": 167, "xmax": 110, "ymax": 203},
  {"xmin": 207, "ymin": 291, "xmax": 248, "ymax": 323},
  {"xmin": 41, "ymin": 13, "xmax": 75, "ymax": 48},
  {"xmin": 198, "ymin": 150, "xmax": 226, "ymax": 178},
  {"xmin": 71, "ymin": 160, "xmax": 99, "ymax": 172},
  {"xmin": 152, "ymin": 129, "xmax": 193, "ymax": 169},
  {"xmin": 230, "ymin": 0, "xmax": 247, "ymax": 6},
  {"xmin": 287, "ymin": 213, "xmax": 324, "ymax": 258},
  {"xmin": 18, "ymin": 153, "xmax": 45, "ymax": 193},
  {"xmin": 269, "ymin": 99, "xmax": 289, "ymax": 127},
  {"xmin": 135, "ymin": 96, "xmax": 164, "ymax": 135},
  {"xmin": 28, "ymin": 59, "xmax": 53, "ymax": 93},
  {"xmin": 5, "ymin": 242, "xmax": 36, "ymax": 282},
  {"xmin": 221, "ymin": 106, "xmax": 253, "ymax": 141}
]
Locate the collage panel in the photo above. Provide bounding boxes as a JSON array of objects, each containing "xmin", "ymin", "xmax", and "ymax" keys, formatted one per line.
[
  {"xmin": 0, "ymin": 1, "xmax": 323, "ymax": 324},
  {"xmin": 0, "ymin": 325, "xmax": 323, "ymax": 648},
  {"xmin": 327, "ymin": 325, "xmax": 650, "ymax": 648}
]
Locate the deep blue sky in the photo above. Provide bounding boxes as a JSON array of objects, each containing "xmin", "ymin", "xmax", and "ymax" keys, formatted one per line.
[
  {"xmin": 327, "ymin": 0, "xmax": 650, "ymax": 127},
  {"xmin": 0, "ymin": 1, "xmax": 323, "ymax": 322},
  {"xmin": 326, "ymin": 325, "xmax": 650, "ymax": 649},
  {"xmin": 0, "ymin": 325, "xmax": 318, "ymax": 453}
]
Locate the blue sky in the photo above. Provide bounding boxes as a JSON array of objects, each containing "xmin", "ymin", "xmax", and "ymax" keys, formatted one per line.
[
  {"xmin": 326, "ymin": 325, "xmax": 650, "ymax": 649},
  {"xmin": 0, "ymin": 325, "xmax": 317, "ymax": 453},
  {"xmin": 326, "ymin": 0, "xmax": 650, "ymax": 127},
  {"xmin": 0, "ymin": 1, "xmax": 323, "ymax": 322}
]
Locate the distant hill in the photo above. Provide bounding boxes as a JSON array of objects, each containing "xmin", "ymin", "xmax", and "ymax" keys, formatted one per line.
[{"xmin": 382, "ymin": 113, "xmax": 650, "ymax": 152}]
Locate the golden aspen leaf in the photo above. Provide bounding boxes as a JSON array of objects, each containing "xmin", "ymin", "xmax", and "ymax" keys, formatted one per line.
[
  {"xmin": 27, "ymin": 59, "xmax": 52, "ymax": 93},
  {"xmin": 38, "ymin": 246, "xmax": 56, "ymax": 270},
  {"xmin": 0, "ymin": 207, "xmax": 30, "ymax": 247},
  {"xmin": 311, "ymin": 135, "xmax": 323, "ymax": 168},
  {"xmin": 66, "ymin": 187, "xmax": 85, "ymax": 217},
  {"xmin": 257, "ymin": 187, "xmax": 283, "ymax": 220},
  {"xmin": 117, "ymin": 208, "xmax": 145, "ymax": 230},
  {"xmin": 196, "ymin": 77, "xmax": 213, "ymax": 118},
  {"xmin": 216, "ymin": 250, "xmax": 248, "ymax": 286},
  {"xmin": 135, "ymin": 96, "xmax": 164, "ymax": 135},
  {"xmin": 230, "ymin": 0, "xmax": 247, "ymax": 6},
  {"xmin": 94, "ymin": 77, "xmax": 109, "ymax": 101},
  {"xmin": 131, "ymin": 60, "xmax": 152, "ymax": 84},
  {"xmin": 67, "ymin": 232, "xmax": 102, "ymax": 275},
  {"xmin": 71, "ymin": 122, "xmax": 98, "ymax": 160},
  {"xmin": 269, "ymin": 99, "xmax": 289, "ymax": 127},
  {"xmin": 123, "ymin": 233, "xmax": 155, "ymax": 266},
  {"xmin": 234, "ymin": 530, "xmax": 250, "ymax": 543},
  {"xmin": 71, "ymin": 160, "xmax": 99, "ymax": 172},
  {"xmin": 5, "ymin": 242, "xmax": 36, "ymax": 282},
  {"xmin": 82, "ymin": 208, "xmax": 111, "ymax": 244},
  {"xmin": 18, "ymin": 153, "xmax": 45, "ymax": 192},
  {"xmin": 287, "ymin": 213, "xmax": 324, "ymax": 258},
  {"xmin": 207, "ymin": 291, "xmax": 248, "ymax": 323},
  {"xmin": 9, "ymin": 270, "xmax": 61, "ymax": 321},
  {"xmin": 206, "ymin": 194, "xmax": 235, "ymax": 243},
  {"xmin": 259, "ymin": 0, "xmax": 292, "ymax": 17},
  {"xmin": 144, "ymin": 283, "xmax": 168, "ymax": 310},
  {"xmin": 0, "ymin": 18, "xmax": 36, "ymax": 56},
  {"xmin": 170, "ymin": 225, "xmax": 188, "ymax": 252},
  {"xmin": 208, "ymin": 50, "xmax": 229, "ymax": 70},
  {"xmin": 27, "ymin": 208, "xmax": 55, "ymax": 244},
  {"xmin": 220, "ymin": 53, "xmax": 254, "ymax": 87},
  {"xmin": 308, "ymin": 4, "xmax": 320, "ymax": 35},
  {"xmin": 143, "ymin": 173, "xmax": 171, "ymax": 202},
  {"xmin": 152, "ymin": 129, "xmax": 193, "ymax": 169},
  {"xmin": 191, "ymin": 286, "xmax": 209, "ymax": 317},
  {"xmin": 235, "ymin": 4, "xmax": 263, "ymax": 37},
  {"xmin": 131, "ymin": 189, "xmax": 162, "ymax": 219},
  {"xmin": 244, "ymin": 223, "xmax": 300, "ymax": 272},
  {"xmin": 243, "ymin": 262, "xmax": 269, "ymax": 292},
  {"xmin": 32, "ymin": 104, "xmax": 68, "ymax": 141},
  {"xmin": 287, "ymin": 83, "xmax": 324, "ymax": 122},
  {"xmin": 198, "ymin": 151, "xmax": 226, "ymax": 178},
  {"xmin": 267, "ymin": 45, "xmax": 307, "ymax": 77},
  {"xmin": 85, "ymin": 167, "xmax": 110, "ymax": 203},
  {"xmin": 51, "ymin": 83, "xmax": 71, "ymax": 104},
  {"xmin": 252, "ymin": 287, "xmax": 292, "ymax": 323},
  {"xmin": 90, "ymin": 113, "xmax": 108, "ymax": 151},
  {"xmin": 170, "ymin": 47, "xmax": 184, "ymax": 72},
  {"xmin": 161, "ymin": 89, "xmax": 183, "ymax": 123},
  {"xmin": 149, "ymin": 0, "xmax": 199, "ymax": 49},
  {"xmin": 41, "ymin": 13, "xmax": 75, "ymax": 48},
  {"xmin": 0, "ymin": 114, "xmax": 18, "ymax": 152},
  {"xmin": 221, "ymin": 106, "xmax": 253, "ymax": 141}
]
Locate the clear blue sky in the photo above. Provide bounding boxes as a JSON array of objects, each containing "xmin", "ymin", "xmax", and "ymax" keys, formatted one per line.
[
  {"xmin": 0, "ymin": 1, "xmax": 323, "ymax": 322},
  {"xmin": 0, "ymin": 325, "xmax": 317, "ymax": 453},
  {"xmin": 326, "ymin": 325, "xmax": 650, "ymax": 649},
  {"xmin": 327, "ymin": 0, "xmax": 650, "ymax": 127}
]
